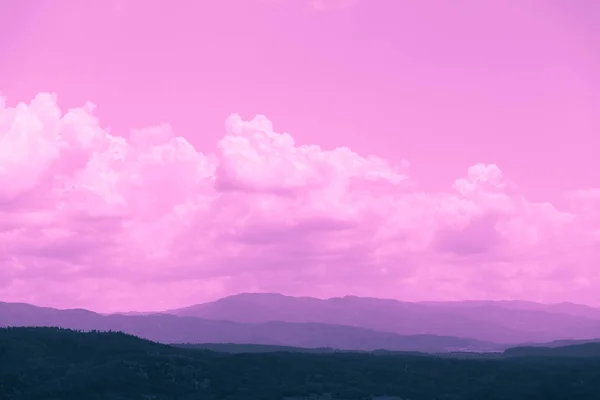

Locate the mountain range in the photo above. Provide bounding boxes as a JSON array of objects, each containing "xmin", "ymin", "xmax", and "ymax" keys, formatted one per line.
[
  {"xmin": 165, "ymin": 293, "xmax": 600, "ymax": 343},
  {"xmin": 3, "ymin": 292, "xmax": 600, "ymax": 353}
]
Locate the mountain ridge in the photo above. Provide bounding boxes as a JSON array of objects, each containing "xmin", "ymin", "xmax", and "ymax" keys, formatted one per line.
[
  {"xmin": 4, "ymin": 293, "xmax": 600, "ymax": 348},
  {"xmin": 163, "ymin": 292, "xmax": 600, "ymax": 343},
  {"xmin": 0, "ymin": 301, "xmax": 503, "ymax": 353}
]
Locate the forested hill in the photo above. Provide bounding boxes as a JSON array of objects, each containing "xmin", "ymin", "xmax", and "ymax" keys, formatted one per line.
[
  {"xmin": 503, "ymin": 342, "xmax": 600, "ymax": 358},
  {"xmin": 2, "ymin": 327, "xmax": 600, "ymax": 400}
]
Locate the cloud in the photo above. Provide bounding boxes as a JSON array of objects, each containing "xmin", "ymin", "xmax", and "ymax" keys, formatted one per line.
[
  {"xmin": 260, "ymin": 0, "xmax": 359, "ymax": 11},
  {"xmin": 309, "ymin": 0, "xmax": 359, "ymax": 11},
  {"xmin": 0, "ymin": 93, "xmax": 599, "ymax": 312}
]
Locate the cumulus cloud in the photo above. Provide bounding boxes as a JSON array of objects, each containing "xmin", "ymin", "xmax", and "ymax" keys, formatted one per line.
[{"xmin": 0, "ymin": 93, "xmax": 598, "ymax": 312}]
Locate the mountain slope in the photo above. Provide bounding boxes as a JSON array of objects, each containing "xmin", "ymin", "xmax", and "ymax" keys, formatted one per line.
[
  {"xmin": 165, "ymin": 293, "xmax": 600, "ymax": 343},
  {"xmin": 420, "ymin": 300, "xmax": 600, "ymax": 320},
  {"xmin": 0, "ymin": 301, "xmax": 501, "ymax": 352}
]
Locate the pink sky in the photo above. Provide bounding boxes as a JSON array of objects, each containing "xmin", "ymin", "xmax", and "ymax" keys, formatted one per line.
[{"xmin": 0, "ymin": 0, "xmax": 599, "ymax": 312}]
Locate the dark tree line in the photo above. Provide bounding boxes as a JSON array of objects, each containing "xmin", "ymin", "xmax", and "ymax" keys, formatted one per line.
[{"xmin": 1, "ymin": 327, "xmax": 600, "ymax": 400}]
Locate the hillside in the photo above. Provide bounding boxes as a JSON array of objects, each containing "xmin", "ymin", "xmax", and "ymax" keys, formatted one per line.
[
  {"xmin": 2, "ymin": 327, "xmax": 600, "ymax": 400},
  {"xmin": 0, "ymin": 301, "xmax": 502, "ymax": 353},
  {"xmin": 504, "ymin": 342, "xmax": 600, "ymax": 358}
]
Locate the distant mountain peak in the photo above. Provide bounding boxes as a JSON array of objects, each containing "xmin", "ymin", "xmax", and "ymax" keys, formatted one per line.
[{"xmin": 229, "ymin": 292, "xmax": 288, "ymax": 298}]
